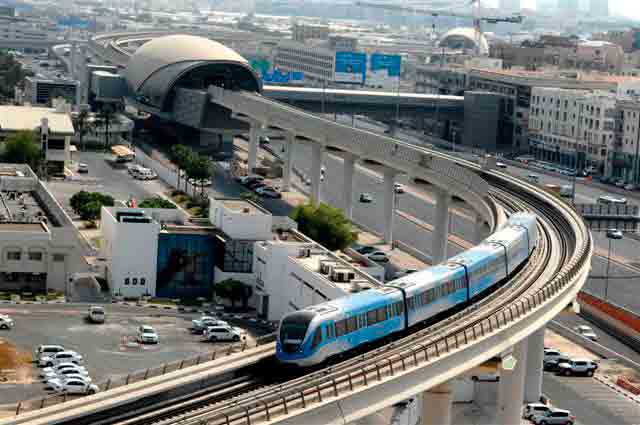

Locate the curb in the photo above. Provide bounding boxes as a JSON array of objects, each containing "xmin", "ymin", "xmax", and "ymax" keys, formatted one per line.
[{"xmin": 594, "ymin": 374, "xmax": 640, "ymax": 405}]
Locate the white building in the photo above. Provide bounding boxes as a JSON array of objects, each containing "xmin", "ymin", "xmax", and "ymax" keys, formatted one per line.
[
  {"xmin": 528, "ymin": 87, "xmax": 617, "ymax": 174},
  {"xmin": 209, "ymin": 197, "xmax": 272, "ymax": 241},
  {"xmin": 0, "ymin": 164, "xmax": 87, "ymax": 294}
]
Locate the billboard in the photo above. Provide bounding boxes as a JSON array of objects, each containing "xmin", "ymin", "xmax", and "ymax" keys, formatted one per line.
[
  {"xmin": 335, "ymin": 52, "xmax": 366, "ymax": 84},
  {"xmin": 368, "ymin": 53, "xmax": 401, "ymax": 89},
  {"xmin": 261, "ymin": 69, "xmax": 304, "ymax": 84},
  {"xmin": 57, "ymin": 16, "xmax": 89, "ymax": 29}
]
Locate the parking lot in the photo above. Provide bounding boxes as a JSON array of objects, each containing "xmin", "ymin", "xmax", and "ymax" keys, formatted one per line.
[{"xmin": 0, "ymin": 304, "xmax": 261, "ymax": 405}]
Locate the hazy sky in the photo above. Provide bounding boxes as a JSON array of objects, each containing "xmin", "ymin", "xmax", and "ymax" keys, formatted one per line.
[{"xmin": 487, "ymin": 1, "xmax": 640, "ymax": 20}]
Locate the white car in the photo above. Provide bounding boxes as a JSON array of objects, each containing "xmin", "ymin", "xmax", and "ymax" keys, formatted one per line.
[
  {"xmin": 204, "ymin": 325, "xmax": 244, "ymax": 342},
  {"xmin": 574, "ymin": 325, "xmax": 597, "ymax": 341},
  {"xmin": 39, "ymin": 351, "xmax": 83, "ymax": 367},
  {"xmin": 367, "ymin": 251, "xmax": 389, "ymax": 263},
  {"xmin": 87, "ymin": 306, "xmax": 105, "ymax": 323},
  {"xmin": 191, "ymin": 316, "xmax": 228, "ymax": 333},
  {"xmin": 496, "ymin": 162, "xmax": 508, "ymax": 169},
  {"xmin": 394, "ymin": 183, "xmax": 405, "ymax": 193},
  {"xmin": 189, "ymin": 178, "xmax": 212, "ymax": 187},
  {"xmin": 48, "ymin": 378, "xmax": 99, "ymax": 395},
  {"xmin": 127, "ymin": 164, "xmax": 145, "ymax": 175},
  {"xmin": 523, "ymin": 403, "xmax": 552, "ymax": 420},
  {"xmin": 134, "ymin": 168, "xmax": 157, "ymax": 180},
  {"xmin": 34, "ymin": 345, "xmax": 66, "ymax": 361},
  {"xmin": 77, "ymin": 163, "xmax": 89, "ymax": 173},
  {"xmin": 530, "ymin": 408, "xmax": 575, "ymax": 425},
  {"xmin": 137, "ymin": 325, "xmax": 159, "ymax": 344},
  {"xmin": 43, "ymin": 370, "xmax": 92, "ymax": 383},
  {"xmin": 40, "ymin": 363, "xmax": 87, "ymax": 377},
  {"xmin": 0, "ymin": 314, "xmax": 14, "ymax": 329},
  {"xmin": 557, "ymin": 358, "xmax": 598, "ymax": 376}
]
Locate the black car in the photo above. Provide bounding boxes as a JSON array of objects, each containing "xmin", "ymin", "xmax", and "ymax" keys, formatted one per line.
[
  {"xmin": 543, "ymin": 355, "xmax": 571, "ymax": 372},
  {"xmin": 247, "ymin": 181, "xmax": 267, "ymax": 190},
  {"xmin": 355, "ymin": 245, "xmax": 377, "ymax": 255}
]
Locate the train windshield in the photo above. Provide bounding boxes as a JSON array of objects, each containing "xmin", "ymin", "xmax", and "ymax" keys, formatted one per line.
[{"xmin": 279, "ymin": 311, "xmax": 315, "ymax": 352}]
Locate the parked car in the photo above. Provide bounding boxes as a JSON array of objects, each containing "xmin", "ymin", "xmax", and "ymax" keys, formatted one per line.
[
  {"xmin": 247, "ymin": 181, "xmax": 267, "ymax": 190},
  {"xmin": 255, "ymin": 186, "xmax": 282, "ymax": 198},
  {"xmin": 614, "ymin": 179, "xmax": 626, "ymax": 187},
  {"xmin": 189, "ymin": 178, "xmax": 212, "ymax": 187},
  {"xmin": 543, "ymin": 348, "xmax": 565, "ymax": 365},
  {"xmin": 523, "ymin": 403, "xmax": 552, "ymax": 420},
  {"xmin": 127, "ymin": 164, "xmax": 144, "ymax": 175},
  {"xmin": 606, "ymin": 228, "xmax": 623, "ymax": 240},
  {"xmin": 367, "ymin": 251, "xmax": 389, "ymax": 263},
  {"xmin": 355, "ymin": 245, "xmax": 377, "ymax": 255},
  {"xmin": 204, "ymin": 325, "xmax": 243, "ymax": 342},
  {"xmin": 544, "ymin": 354, "xmax": 571, "ymax": 372},
  {"xmin": 39, "ymin": 351, "xmax": 83, "ymax": 368},
  {"xmin": 134, "ymin": 168, "xmax": 157, "ymax": 180},
  {"xmin": 87, "ymin": 306, "xmax": 105, "ymax": 324},
  {"xmin": 77, "ymin": 163, "xmax": 89, "ymax": 173},
  {"xmin": 34, "ymin": 345, "xmax": 66, "ymax": 361},
  {"xmin": 191, "ymin": 316, "xmax": 228, "ymax": 334},
  {"xmin": 496, "ymin": 162, "xmax": 508, "ymax": 169},
  {"xmin": 574, "ymin": 325, "xmax": 598, "ymax": 341},
  {"xmin": 137, "ymin": 325, "xmax": 159, "ymax": 344},
  {"xmin": 0, "ymin": 314, "xmax": 14, "ymax": 330},
  {"xmin": 40, "ymin": 363, "xmax": 87, "ymax": 377},
  {"xmin": 48, "ymin": 378, "xmax": 99, "ymax": 395},
  {"xmin": 530, "ymin": 408, "xmax": 575, "ymax": 425},
  {"xmin": 238, "ymin": 175, "xmax": 264, "ymax": 185},
  {"xmin": 556, "ymin": 358, "xmax": 598, "ymax": 376},
  {"xmin": 41, "ymin": 367, "xmax": 90, "ymax": 382},
  {"xmin": 359, "ymin": 193, "xmax": 374, "ymax": 203},
  {"xmin": 394, "ymin": 183, "xmax": 405, "ymax": 193}
]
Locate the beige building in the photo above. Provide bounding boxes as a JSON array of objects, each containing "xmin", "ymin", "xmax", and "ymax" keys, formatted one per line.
[{"xmin": 274, "ymin": 41, "xmax": 336, "ymax": 86}]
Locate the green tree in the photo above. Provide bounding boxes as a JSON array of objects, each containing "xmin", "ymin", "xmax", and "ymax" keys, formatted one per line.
[
  {"xmin": 138, "ymin": 197, "xmax": 177, "ymax": 209},
  {"xmin": 2, "ymin": 130, "xmax": 41, "ymax": 171},
  {"xmin": 69, "ymin": 191, "xmax": 115, "ymax": 221},
  {"xmin": 184, "ymin": 154, "xmax": 212, "ymax": 196},
  {"xmin": 72, "ymin": 108, "xmax": 90, "ymax": 151},
  {"xmin": 290, "ymin": 202, "xmax": 357, "ymax": 251},
  {"xmin": 169, "ymin": 144, "xmax": 194, "ymax": 192},
  {"xmin": 214, "ymin": 279, "xmax": 253, "ymax": 311},
  {"xmin": 94, "ymin": 104, "xmax": 116, "ymax": 151}
]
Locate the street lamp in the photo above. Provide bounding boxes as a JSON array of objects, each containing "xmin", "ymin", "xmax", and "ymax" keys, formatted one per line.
[{"xmin": 604, "ymin": 228, "xmax": 623, "ymax": 301}]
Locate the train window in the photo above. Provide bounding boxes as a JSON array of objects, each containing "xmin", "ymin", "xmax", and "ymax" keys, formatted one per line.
[
  {"xmin": 326, "ymin": 323, "xmax": 335, "ymax": 339},
  {"xmin": 346, "ymin": 317, "xmax": 357, "ymax": 333},
  {"xmin": 376, "ymin": 306, "xmax": 387, "ymax": 322},
  {"xmin": 395, "ymin": 302, "xmax": 404, "ymax": 315},
  {"xmin": 420, "ymin": 291, "xmax": 429, "ymax": 305},
  {"xmin": 311, "ymin": 329, "xmax": 323, "ymax": 350},
  {"xmin": 335, "ymin": 320, "xmax": 346, "ymax": 337},
  {"xmin": 407, "ymin": 298, "xmax": 415, "ymax": 311},
  {"xmin": 367, "ymin": 309, "xmax": 378, "ymax": 325}
]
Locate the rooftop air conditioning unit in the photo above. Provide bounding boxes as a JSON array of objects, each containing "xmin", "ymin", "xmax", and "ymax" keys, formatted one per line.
[
  {"xmin": 298, "ymin": 248, "xmax": 311, "ymax": 258},
  {"xmin": 331, "ymin": 269, "xmax": 355, "ymax": 283},
  {"xmin": 319, "ymin": 261, "xmax": 333, "ymax": 275}
]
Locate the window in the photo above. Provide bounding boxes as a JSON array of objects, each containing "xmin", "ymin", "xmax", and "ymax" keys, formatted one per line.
[
  {"xmin": 28, "ymin": 252, "xmax": 43, "ymax": 261},
  {"xmin": 367, "ymin": 309, "xmax": 378, "ymax": 325},
  {"xmin": 335, "ymin": 320, "xmax": 346, "ymax": 337},
  {"xmin": 346, "ymin": 316, "xmax": 357, "ymax": 333},
  {"xmin": 132, "ymin": 278, "xmax": 138, "ymax": 285},
  {"xmin": 124, "ymin": 278, "xmax": 130, "ymax": 285},
  {"xmin": 140, "ymin": 278, "xmax": 146, "ymax": 286},
  {"xmin": 7, "ymin": 251, "xmax": 20, "ymax": 261},
  {"xmin": 376, "ymin": 306, "xmax": 387, "ymax": 322},
  {"xmin": 53, "ymin": 253, "xmax": 65, "ymax": 262},
  {"xmin": 311, "ymin": 329, "xmax": 322, "ymax": 350}
]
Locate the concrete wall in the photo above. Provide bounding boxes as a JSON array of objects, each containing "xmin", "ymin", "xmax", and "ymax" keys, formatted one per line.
[{"xmin": 209, "ymin": 198, "xmax": 272, "ymax": 241}]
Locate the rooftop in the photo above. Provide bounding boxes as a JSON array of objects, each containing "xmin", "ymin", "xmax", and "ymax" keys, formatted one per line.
[
  {"xmin": 295, "ymin": 250, "xmax": 379, "ymax": 293},
  {"xmin": 0, "ymin": 222, "xmax": 47, "ymax": 232},
  {"xmin": 0, "ymin": 105, "xmax": 74, "ymax": 135},
  {"xmin": 161, "ymin": 225, "xmax": 219, "ymax": 235},
  {"xmin": 0, "ymin": 190, "xmax": 50, "ymax": 227},
  {"xmin": 220, "ymin": 199, "xmax": 270, "ymax": 215}
]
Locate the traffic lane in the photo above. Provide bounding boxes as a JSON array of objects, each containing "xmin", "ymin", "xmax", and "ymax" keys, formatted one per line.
[
  {"xmin": 583, "ymin": 255, "xmax": 640, "ymax": 313},
  {"xmin": 553, "ymin": 315, "xmax": 640, "ymax": 365},
  {"xmin": 591, "ymin": 231, "xmax": 640, "ymax": 268},
  {"xmin": 543, "ymin": 373, "xmax": 640, "ymax": 425}
]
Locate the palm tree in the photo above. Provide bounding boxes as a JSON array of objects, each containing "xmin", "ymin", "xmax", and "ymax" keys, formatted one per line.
[{"xmin": 72, "ymin": 107, "xmax": 90, "ymax": 151}]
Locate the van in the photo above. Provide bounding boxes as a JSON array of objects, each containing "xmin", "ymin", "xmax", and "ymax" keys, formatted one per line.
[
  {"xmin": 527, "ymin": 174, "xmax": 540, "ymax": 184},
  {"xmin": 87, "ymin": 306, "xmax": 105, "ymax": 323}
]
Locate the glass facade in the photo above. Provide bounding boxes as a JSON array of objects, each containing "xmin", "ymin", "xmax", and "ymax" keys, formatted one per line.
[
  {"xmin": 213, "ymin": 236, "xmax": 254, "ymax": 273},
  {"xmin": 156, "ymin": 233, "xmax": 216, "ymax": 299}
]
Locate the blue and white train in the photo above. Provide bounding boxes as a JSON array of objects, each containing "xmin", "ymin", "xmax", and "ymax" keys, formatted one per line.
[{"xmin": 276, "ymin": 213, "xmax": 538, "ymax": 367}]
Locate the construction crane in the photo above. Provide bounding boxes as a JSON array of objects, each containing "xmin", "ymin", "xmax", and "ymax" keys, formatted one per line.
[{"xmin": 356, "ymin": 0, "xmax": 524, "ymax": 56}]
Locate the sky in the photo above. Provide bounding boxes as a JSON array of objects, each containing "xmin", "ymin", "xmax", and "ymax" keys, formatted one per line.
[{"xmin": 485, "ymin": 1, "xmax": 640, "ymax": 20}]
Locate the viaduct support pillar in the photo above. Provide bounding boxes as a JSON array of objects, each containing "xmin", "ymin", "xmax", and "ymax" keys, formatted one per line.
[
  {"xmin": 421, "ymin": 381, "xmax": 453, "ymax": 425},
  {"xmin": 70, "ymin": 42, "xmax": 77, "ymax": 79},
  {"xmin": 499, "ymin": 339, "xmax": 528, "ymax": 425},
  {"xmin": 342, "ymin": 153, "xmax": 356, "ymax": 219},
  {"xmin": 282, "ymin": 132, "xmax": 294, "ymax": 192},
  {"xmin": 524, "ymin": 327, "xmax": 545, "ymax": 403},
  {"xmin": 474, "ymin": 213, "xmax": 485, "ymax": 244},
  {"xmin": 383, "ymin": 168, "xmax": 397, "ymax": 244},
  {"xmin": 432, "ymin": 188, "xmax": 451, "ymax": 264},
  {"xmin": 310, "ymin": 143, "xmax": 324, "ymax": 206},
  {"xmin": 248, "ymin": 123, "xmax": 260, "ymax": 174}
]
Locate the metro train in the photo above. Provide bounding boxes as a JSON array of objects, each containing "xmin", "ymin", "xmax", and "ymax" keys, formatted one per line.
[{"xmin": 276, "ymin": 212, "xmax": 538, "ymax": 367}]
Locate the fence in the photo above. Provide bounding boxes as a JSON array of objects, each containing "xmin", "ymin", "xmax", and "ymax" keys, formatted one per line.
[{"xmin": 13, "ymin": 334, "xmax": 276, "ymax": 416}]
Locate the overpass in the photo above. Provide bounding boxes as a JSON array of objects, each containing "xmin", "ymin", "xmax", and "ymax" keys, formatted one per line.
[{"xmin": 11, "ymin": 34, "xmax": 592, "ymax": 425}]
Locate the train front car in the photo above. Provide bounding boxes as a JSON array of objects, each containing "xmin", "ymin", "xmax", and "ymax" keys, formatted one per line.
[{"xmin": 277, "ymin": 309, "xmax": 320, "ymax": 367}]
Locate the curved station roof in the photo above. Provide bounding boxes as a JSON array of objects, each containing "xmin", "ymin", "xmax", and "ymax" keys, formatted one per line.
[{"xmin": 124, "ymin": 34, "xmax": 261, "ymax": 111}]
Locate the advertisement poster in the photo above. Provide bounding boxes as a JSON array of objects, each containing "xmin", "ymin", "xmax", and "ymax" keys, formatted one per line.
[{"xmin": 368, "ymin": 53, "xmax": 401, "ymax": 89}]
